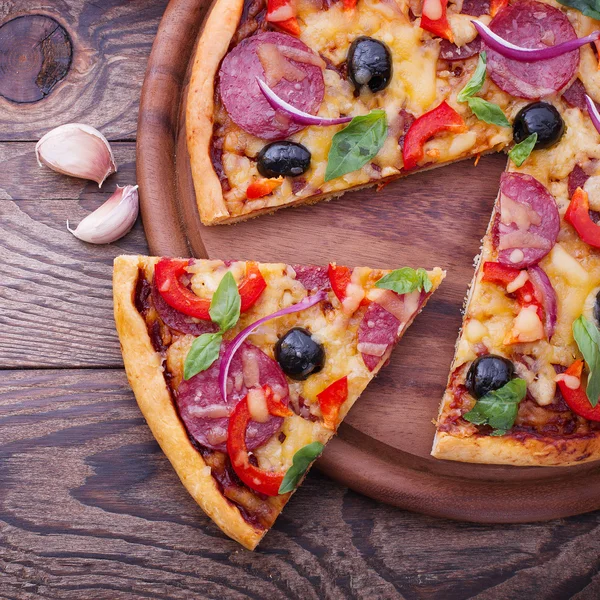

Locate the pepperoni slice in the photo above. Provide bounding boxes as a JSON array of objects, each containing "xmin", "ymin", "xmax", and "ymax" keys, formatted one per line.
[
  {"xmin": 461, "ymin": 0, "xmax": 490, "ymax": 16},
  {"xmin": 439, "ymin": 37, "xmax": 482, "ymax": 61},
  {"xmin": 219, "ymin": 32, "xmax": 325, "ymax": 140},
  {"xmin": 485, "ymin": 1, "xmax": 578, "ymax": 100},
  {"xmin": 151, "ymin": 282, "xmax": 218, "ymax": 336},
  {"xmin": 176, "ymin": 342, "xmax": 289, "ymax": 451},
  {"xmin": 496, "ymin": 172, "xmax": 560, "ymax": 269},
  {"xmin": 292, "ymin": 264, "xmax": 331, "ymax": 291},
  {"xmin": 357, "ymin": 302, "xmax": 401, "ymax": 371},
  {"xmin": 568, "ymin": 164, "xmax": 590, "ymax": 198}
]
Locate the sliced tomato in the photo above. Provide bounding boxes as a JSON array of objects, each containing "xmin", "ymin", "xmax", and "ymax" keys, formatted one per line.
[
  {"xmin": 481, "ymin": 262, "xmax": 544, "ymax": 321},
  {"xmin": 327, "ymin": 263, "xmax": 369, "ymax": 306},
  {"xmin": 490, "ymin": 0, "xmax": 508, "ymax": 16},
  {"xmin": 154, "ymin": 258, "xmax": 267, "ymax": 320},
  {"xmin": 227, "ymin": 386, "xmax": 292, "ymax": 496},
  {"xmin": 556, "ymin": 360, "xmax": 600, "ymax": 422},
  {"xmin": 565, "ymin": 187, "xmax": 600, "ymax": 249},
  {"xmin": 402, "ymin": 102, "xmax": 467, "ymax": 171},
  {"xmin": 246, "ymin": 177, "xmax": 283, "ymax": 200},
  {"xmin": 420, "ymin": 0, "xmax": 453, "ymax": 42},
  {"xmin": 266, "ymin": 0, "xmax": 301, "ymax": 35},
  {"xmin": 317, "ymin": 376, "xmax": 349, "ymax": 430}
]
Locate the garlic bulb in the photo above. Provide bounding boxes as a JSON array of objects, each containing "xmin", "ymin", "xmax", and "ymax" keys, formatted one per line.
[
  {"xmin": 67, "ymin": 185, "xmax": 139, "ymax": 244},
  {"xmin": 36, "ymin": 124, "xmax": 117, "ymax": 187}
]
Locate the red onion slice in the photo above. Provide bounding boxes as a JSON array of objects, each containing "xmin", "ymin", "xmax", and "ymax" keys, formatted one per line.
[
  {"xmin": 586, "ymin": 94, "xmax": 600, "ymax": 135},
  {"xmin": 257, "ymin": 78, "xmax": 352, "ymax": 126},
  {"xmin": 218, "ymin": 290, "xmax": 327, "ymax": 403},
  {"xmin": 527, "ymin": 265, "xmax": 557, "ymax": 339},
  {"xmin": 472, "ymin": 20, "xmax": 600, "ymax": 62}
]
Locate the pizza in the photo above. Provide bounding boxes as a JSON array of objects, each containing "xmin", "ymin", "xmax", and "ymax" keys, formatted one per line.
[
  {"xmin": 113, "ymin": 255, "xmax": 444, "ymax": 548},
  {"xmin": 187, "ymin": 0, "xmax": 600, "ymax": 225}
]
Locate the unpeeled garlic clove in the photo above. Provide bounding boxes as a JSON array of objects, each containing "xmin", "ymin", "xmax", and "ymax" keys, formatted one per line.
[
  {"xmin": 36, "ymin": 124, "xmax": 117, "ymax": 187},
  {"xmin": 67, "ymin": 185, "xmax": 139, "ymax": 244}
]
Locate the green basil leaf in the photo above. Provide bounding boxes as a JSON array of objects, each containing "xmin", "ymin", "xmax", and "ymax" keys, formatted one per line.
[
  {"xmin": 509, "ymin": 133, "xmax": 537, "ymax": 167},
  {"xmin": 573, "ymin": 315, "xmax": 600, "ymax": 407},
  {"xmin": 457, "ymin": 51, "xmax": 487, "ymax": 102},
  {"xmin": 556, "ymin": 0, "xmax": 600, "ymax": 20},
  {"xmin": 467, "ymin": 97, "xmax": 511, "ymax": 128},
  {"xmin": 278, "ymin": 441, "xmax": 324, "ymax": 494},
  {"xmin": 463, "ymin": 378, "xmax": 527, "ymax": 433},
  {"xmin": 325, "ymin": 110, "xmax": 388, "ymax": 182},
  {"xmin": 375, "ymin": 267, "xmax": 432, "ymax": 295},
  {"xmin": 209, "ymin": 271, "xmax": 241, "ymax": 332},
  {"xmin": 183, "ymin": 332, "xmax": 223, "ymax": 380},
  {"xmin": 490, "ymin": 429, "xmax": 507, "ymax": 437}
]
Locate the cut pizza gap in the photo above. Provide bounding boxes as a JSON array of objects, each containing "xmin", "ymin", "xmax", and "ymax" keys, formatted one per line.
[{"xmin": 113, "ymin": 255, "xmax": 444, "ymax": 549}]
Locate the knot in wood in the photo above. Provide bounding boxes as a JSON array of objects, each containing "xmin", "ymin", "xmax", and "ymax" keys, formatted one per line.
[{"xmin": 0, "ymin": 15, "xmax": 72, "ymax": 103}]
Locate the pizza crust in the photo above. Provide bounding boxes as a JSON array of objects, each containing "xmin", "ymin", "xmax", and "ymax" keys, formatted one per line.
[
  {"xmin": 186, "ymin": 0, "xmax": 244, "ymax": 225},
  {"xmin": 113, "ymin": 255, "xmax": 266, "ymax": 550},
  {"xmin": 432, "ymin": 430, "xmax": 600, "ymax": 467}
]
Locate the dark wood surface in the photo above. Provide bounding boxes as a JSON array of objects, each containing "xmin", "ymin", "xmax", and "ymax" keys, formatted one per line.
[
  {"xmin": 1, "ymin": 0, "xmax": 599, "ymax": 597},
  {"xmin": 138, "ymin": 0, "xmax": 600, "ymax": 523}
]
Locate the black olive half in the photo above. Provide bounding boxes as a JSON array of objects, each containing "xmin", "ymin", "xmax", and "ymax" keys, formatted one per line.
[
  {"xmin": 466, "ymin": 355, "xmax": 515, "ymax": 399},
  {"xmin": 347, "ymin": 36, "xmax": 393, "ymax": 93},
  {"xmin": 256, "ymin": 141, "xmax": 311, "ymax": 178},
  {"xmin": 513, "ymin": 102, "xmax": 565, "ymax": 150},
  {"xmin": 275, "ymin": 327, "xmax": 325, "ymax": 380},
  {"xmin": 593, "ymin": 290, "xmax": 600, "ymax": 326}
]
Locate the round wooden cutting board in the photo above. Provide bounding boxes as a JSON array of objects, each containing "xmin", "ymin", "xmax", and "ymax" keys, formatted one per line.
[{"xmin": 137, "ymin": 0, "xmax": 600, "ymax": 523}]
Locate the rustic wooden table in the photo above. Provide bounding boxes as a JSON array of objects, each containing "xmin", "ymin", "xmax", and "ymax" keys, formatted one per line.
[{"xmin": 1, "ymin": 1, "xmax": 600, "ymax": 598}]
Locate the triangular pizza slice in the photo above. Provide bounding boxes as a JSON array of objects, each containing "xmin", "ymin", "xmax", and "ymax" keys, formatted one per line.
[{"xmin": 113, "ymin": 255, "xmax": 444, "ymax": 548}]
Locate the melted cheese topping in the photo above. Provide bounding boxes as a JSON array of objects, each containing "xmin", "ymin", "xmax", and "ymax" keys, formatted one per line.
[
  {"xmin": 214, "ymin": 0, "xmax": 519, "ymax": 216},
  {"xmin": 157, "ymin": 260, "xmax": 444, "ymax": 471}
]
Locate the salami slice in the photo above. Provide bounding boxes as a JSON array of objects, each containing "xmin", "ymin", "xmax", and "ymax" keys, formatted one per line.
[
  {"xmin": 460, "ymin": 0, "xmax": 490, "ymax": 16},
  {"xmin": 219, "ymin": 32, "xmax": 325, "ymax": 140},
  {"xmin": 357, "ymin": 302, "xmax": 401, "ymax": 371},
  {"xmin": 562, "ymin": 78, "xmax": 587, "ymax": 111},
  {"xmin": 176, "ymin": 342, "xmax": 289, "ymax": 451},
  {"xmin": 568, "ymin": 164, "xmax": 590, "ymax": 198},
  {"xmin": 485, "ymin": 1, "xmax": 578, "ymax": 100},
  {"xmin": 292, "ymin": 264, "xmax": 330, "ymax": 291},
  {"xmin": 152, "ymin": 282, "xmax": 218, "ymax": 336},
  {"xmin": 496, "ymin": 172, "xmax": 560, "ymax": 269},
  {"xmin": 439, "ymin": 38, "xmax": 482, "ymax": 61}
]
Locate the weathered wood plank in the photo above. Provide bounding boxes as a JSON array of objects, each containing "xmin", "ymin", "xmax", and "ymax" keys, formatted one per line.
[
  {"xmin": 0, "ymin": 0, "xmax": 169, "ymax": 142},
  {"xmin": 0, "ymin": 143, "xmax": 147, "ymax": 368},
  {"xmin": 0, "ymin": 369, "xmax": 599, "ymax": 600}
]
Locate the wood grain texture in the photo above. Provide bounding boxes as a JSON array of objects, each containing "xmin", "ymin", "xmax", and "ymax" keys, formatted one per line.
[
  {"xmin": 0, "ymin": 0, "xmax": 168, "ymax": 141},
  {"xmin": 1, "ymin": 369, "xmax": 599, "ymax": 600},
  {"xmin": 137, "ymin": 0, "xmax": 600, "ymax": 523},
  {"xmin": 0, "ymin": 15, "xmax": 72, "ymax": 103},
  {"xmin": 0, "ymin": 142, "xmax": 148, "ymax": 368}
]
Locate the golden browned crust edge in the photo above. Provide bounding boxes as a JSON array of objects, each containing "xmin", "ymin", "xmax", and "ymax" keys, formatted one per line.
[
  {"xmin": 186, "ymin": 0, "xmax": 244, "ymax": 225},
  {"xmin": 113, "ymin": 255, "xmax": 266, "ymax": 550},
  {"xmin": 431, "ymin": 430, "xmax": 600, "ymax": 467}
]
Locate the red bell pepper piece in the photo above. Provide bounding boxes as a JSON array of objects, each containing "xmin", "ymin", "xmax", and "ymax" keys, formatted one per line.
[
  {"xmin": 556, "ymin": 361, "xmax": 600, "ymax": 422},
  {"xmin": 402, "ymin": 101, "xmax": 467, "ymax": 171},
  {"xmin": 327, "ymin": 263, "xmax": 369, "ymax": 306},
  {"xmin": 482, "ymin": 262, "xmax": 544, "ymax": 320},
  {"xmin": 317, "ymin": 376, "xmax": 349, "ymax": 430},
  {"xmin": 266, "ymin": 0, "xmax": 301, "ymax": 36},
  {"xmin": 490, "ymin": 0, "xmax": 508, "ymax": 16},
  {"xmin": 246, "ymin": 177, "xmax": 283, "ymax": 200},
  {"xmin": 565, "ymin": 187, "xmax": 600, "ymax": 249},
  {"xmin": 154, "ymin": 258, "xmax": 267, "ymax": 319},
  {"xmin": 420, "ymin": 0, "xmax": 453, "ymax": 42},
  {"xmin": 227, "ymin": 386, "xmax": 293, "ymax": 496},
  {"xmin": 342, "ymin": 0, "xmax": 358, "ymax": 8}
]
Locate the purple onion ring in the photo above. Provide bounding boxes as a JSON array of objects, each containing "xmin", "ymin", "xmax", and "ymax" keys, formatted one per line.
[{"xmin": 218, "ymin": 290, "xmax": 327, "ymax": 403}]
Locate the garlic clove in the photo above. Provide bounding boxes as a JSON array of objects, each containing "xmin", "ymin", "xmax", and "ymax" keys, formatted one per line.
[
  {"xmin": 67, "ymin": 185, "xmax": 139, "ymax": 244},
  {"xmin": 36, "ymin": 124, "xmax": 118, "ymax": 187}
]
